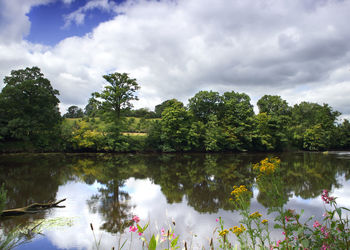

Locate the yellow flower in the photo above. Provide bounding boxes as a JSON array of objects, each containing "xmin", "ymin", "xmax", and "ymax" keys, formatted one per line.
[
  {"xmin": 261, "ymin": 219, "xmax": 268, "ymax": 224},
  {"xmin": 231, "ymin": 185, "xmax": 251, "ymax": 201},
  {"xmin": 219, "ymin": 229, "xmax": 229, "ymax": 236},
  {"xmin": 254, "ymin": 157, "xmax": 280, "ymax": 175},
  {"xmin": 249, "ymin": 211, "xmax": 262, "ymax": 219},
  {"xmin": 230, "ymin": 224, "xmax": 246, "ymax": 237}
]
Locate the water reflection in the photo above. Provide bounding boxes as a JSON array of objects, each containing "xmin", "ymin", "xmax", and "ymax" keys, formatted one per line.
[{"xmin": 0, "ymin": 152, "xmax": 349, "ymax": 249}]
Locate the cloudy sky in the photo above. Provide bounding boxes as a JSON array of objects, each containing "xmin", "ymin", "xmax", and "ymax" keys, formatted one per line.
[{"xmin": 0, "ymin": 0, "xmax": 349, "ymax": 118}]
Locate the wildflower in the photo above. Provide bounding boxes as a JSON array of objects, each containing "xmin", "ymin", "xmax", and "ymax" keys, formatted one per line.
[
  {"xmin": 219, "ymin": 229, "xmax": 229, "ymax": 236},
  {"xmin": 230, "ymin": 224, "xmax": 246, "ymax": 237},
  {"xmin": 261, "ymin": 219, "xmax": 268, "ymax": 224},
  {"xmin": 253, "ymin": 157, "xmax": 280, "ymax": 175},
  {"xmin": 216, "ymin": 218, "xmax": 219, "ymax": 222},
  {"xmin": 282, "ymin": 231, "xmax": 286, "ymax": 235},
  {"xmin": 313, "ymin": 221, "xmax": 321, "ymax": 228},
  {"xmin": 230, "ymin": 185, "xmax": 251, "ymax": 202},
  {"xmin": 285, "ymin": 216, "xmax": 290, "ymax": 222},
  {"xmin": 276, "ymin": 240, "xmax": 281, "ymax": 247},
  {"xmin": 138, "ymin": 232, "xmax": 143, "ymax": 236},
  {"xmin": 132, "ymin": 215, "xmax": 140, "ymax": 223},
  {"xmin": 321, "ymin": 189, "xmax": 335, "ymax": 204},
  {"xmin": 129, "ymin": 225, "xmax": 137, "ymax": 232},
  {"xmin": 321, "ymin": 244, "xmax": 329, "ymax": 250},
  {"xmin": 249, "ymin": 211, "xmax": 262, "ymax": 219}
]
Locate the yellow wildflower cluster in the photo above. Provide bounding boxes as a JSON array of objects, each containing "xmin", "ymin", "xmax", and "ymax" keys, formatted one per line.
[
  {"xmin": 230, "ymin": 185, "xmax": 251, "ymax": 201},
  {"xmin": 253, "ymin": 157, "xmax": 280, "ymax": 175},
  {"xmin": 261, "ymin": 219, "xmax": 268, "ymax": 224},
  {"xmin": 249, "ymin": 211, "xmax": 262, "ymax": 219},
  {"xmin": 230, "ymin": 224, "xmax": 246, "ymax": 236},
  {"xmin": 219, "ymin": 229, "xmax": 229, "ymax": 236}
]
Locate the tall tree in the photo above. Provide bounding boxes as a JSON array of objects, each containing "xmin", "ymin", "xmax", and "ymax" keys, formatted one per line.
[
  {"xmin": 257, "ymin": 95, "xmax": 290, "ymax": 116},
  {"xmin": 188, "ymin": 91, "xmax": 222, "ymax": 124},
  {"xmin": 255, "ymin": 95, "xmax": 291, "ymax": 151},
  {"xmin": 63, "ymin": 105, "xmax": 84, "ymax": 118},
  {"xmin": 219, "ymin": 91, "xmax": 254, "ymax": 151},
  {"xmin": 160, "ymin": 101, "xmax": 191, "ymax": 152},
  {"xmin": 84, "ymin": 95, "xmax": 101, "ymax": 117},
  {"xmin": 95, "ymin": 72, "xmax": 140, "ymax": 121},
  {"xmin": 154, "ymin": 99, "xmax": 182, "ymax": 118},
  {"xmin": 290, "ymin": 102, "xmax": 340, "ymax": 150},
  {"xmin": 0, "ymin": 66, "xmax": 61, "ymax": 149}
]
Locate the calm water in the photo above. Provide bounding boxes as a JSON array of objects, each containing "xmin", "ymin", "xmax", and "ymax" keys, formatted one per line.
[{"xmin": 0, "ymin": 152, "xmax": 350, "ymax": 249}]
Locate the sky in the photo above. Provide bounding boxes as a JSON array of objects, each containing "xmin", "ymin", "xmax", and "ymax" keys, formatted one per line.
[{"xmin": 0, "ymin": 0, "xmax": 349, "ymax": 119}]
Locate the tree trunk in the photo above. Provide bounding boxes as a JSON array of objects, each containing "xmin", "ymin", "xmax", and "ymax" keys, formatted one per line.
[{"xmin": 1, "ymin": 198, "xmax": 66, "ymax": 217}]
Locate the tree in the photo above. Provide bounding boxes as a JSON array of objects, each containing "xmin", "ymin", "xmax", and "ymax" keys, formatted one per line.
[
  {"xmin": 160, "ymin": 101, "xmax": 191, "ymax": 152},
  {"xmin": 94, "ymin": 72, "xmax": 140, "ymax": 121},
  {"xmin": 154, "ymin": 99, "xmax": 182, "ymax": 118},
  {"xmin": 188, "ymin": 91, "xmax": 222, "ymax": 124},
  {"xmin": 219, "ymin": 91, "xmax": 254, "ymax": 151},
  {"xmin": 84, "ymin": 95, "xmax": 101, "ymax": 117},
  {"xmin": 290, "ymin": 102, "xmax": 340, "ymax": 150},
  {"xmin": 0, "ymin": 66, "xmax": 61, "ymax": 149},
  {"xmin": 63, "ymin": 105, "xmax": 84, "ymax": 118},
  {"xmin": 255, "ymin": 95, "xmax": 291, "ymax": 151},
  {"xmin": 257, "ymin": 95, "xmax": 290, "ymax": 116}
]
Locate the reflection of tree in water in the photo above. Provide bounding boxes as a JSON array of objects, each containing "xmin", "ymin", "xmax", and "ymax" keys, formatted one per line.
[
  {"xmin": 0, "ymin": 154, "xmax": 73, "ymax": 234},
  {"xmin": 72, "ymin": 155, "xmax": 137, "ymax": 234},
  {"xmin": 88, "ymin": 180, "xmax": 134, "ymax": 233},
  {"xmin": 256, "ymin": 152, "xmax": 350, "ymax": 208},
  {"xmin": 147, "ymin": 154, "xmax": 257, "ymax": 213},
  {"xmin": 1, "ymin": 152, "xmax": 349, "ymax": 236}
]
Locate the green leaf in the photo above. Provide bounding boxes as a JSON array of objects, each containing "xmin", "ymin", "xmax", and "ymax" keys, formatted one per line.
[
  {"xmin": 301, "ymin": 239, "xmax": 309, "ymax": 248},
  {"xmin": 336, "ymin": 208, "xmax": 342, "ymax": 219},
  {"xmin": 149, "ymin": 235, "xmax": 157, "ymax": 250},
  {"xmin": 297, "ymin": 227, "xmax": 304, "ymax": 236},
  {"xmin": 143, "ymin": 222, "xmax": 149, "ymax": 231},
  {"xmin": 137, "ymin": 224, "xmax": 142, "ymax": 232},
  {"xmin": 273, "ymin": 224, "xmax": 282, "ymax": 229},
  {"xmin": 171, "ymin": 236, "xmax": 179, "ymax": 248}
]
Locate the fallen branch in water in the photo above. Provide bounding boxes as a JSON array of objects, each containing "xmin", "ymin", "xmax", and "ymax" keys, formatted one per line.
[{"xmin": 1, "ymin": 198, "xmax": 66, "ymax": 217}]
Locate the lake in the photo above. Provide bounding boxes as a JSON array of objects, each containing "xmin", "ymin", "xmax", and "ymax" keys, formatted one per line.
[{"xmin": 0, "ymin": 152, "xmax": 350, "ymax": 249}]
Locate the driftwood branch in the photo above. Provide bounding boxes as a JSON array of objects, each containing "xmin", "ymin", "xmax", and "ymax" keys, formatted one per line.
[{"xmin": 1, "ymin": 198, "xmax": 66, "ymax": 217}]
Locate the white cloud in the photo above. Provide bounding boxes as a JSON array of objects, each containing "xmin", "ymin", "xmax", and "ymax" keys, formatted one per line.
[
  {"xmin": 63, "ymin": 0, "xmax": 117, "ymax": 28},
  {"xmin": 0, "ymin": 0, "xmax": 350, "ymax": 117}
]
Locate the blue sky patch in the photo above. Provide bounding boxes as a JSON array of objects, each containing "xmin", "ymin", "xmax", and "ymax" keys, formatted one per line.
[{"xmin": 26, "ymin": 0, "xmax": 123, "ymax": 46}]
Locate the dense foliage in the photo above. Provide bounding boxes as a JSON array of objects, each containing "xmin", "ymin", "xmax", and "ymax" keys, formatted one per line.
[
  {"xmin": 1, "ymin": 66, "xmax": 349, "ymax": 152},
  {"xmin": 0, "ymin": 67, "xmax": 61, "ymax": 151}
]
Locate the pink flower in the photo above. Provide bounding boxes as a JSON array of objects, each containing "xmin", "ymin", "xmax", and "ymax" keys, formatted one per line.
[
  {"xmin": 321, "ymin": 244, "xmax": 329, "ymax": 250},
  {"xmin": 216, "ymin": 218, "xmax": 219, "ymax": 222},
  {"xmin": 129, "ymin": 225, "xmax": 137, "ymax": 232},
  {"xmin": 313, "ymin": 220, "xmax": 321, "ymax": 228},
  {"xmin": 285, "ymin": 216, "xmax": 290, "ymax": 222},
  {"xmin": 276, "ymin": 240, "xmax": 281, "ymax": 247},
  {"xmin": 321, "ymin": 189, "xmax": 335, "ymax": 204},
  {"xmin": 282, "ymin": 231, "xmax": 286, "ymax": 235},
  {"xmin": 132, "ymin": 215, "xmax": 140, "ymax": 223},
  {"xmin": 138, "ymin": 232, "xmax": 143, "ymax": 236}
]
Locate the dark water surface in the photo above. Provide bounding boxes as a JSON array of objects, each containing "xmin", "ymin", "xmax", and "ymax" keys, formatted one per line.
[{"xmin": 1, "ymin": 152, "xmax": 350, "ymax": 249}]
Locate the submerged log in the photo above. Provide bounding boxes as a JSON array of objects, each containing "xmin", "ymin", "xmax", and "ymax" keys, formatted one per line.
[{"xmin": 1, "ymin": 198, "xmax": 66, "ymax": 217}]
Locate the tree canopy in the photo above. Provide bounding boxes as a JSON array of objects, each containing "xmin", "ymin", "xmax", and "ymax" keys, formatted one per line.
[
  {"xmin": 94, "ymin": 72, "xmax": 140, "ymax": 121},
  {"xmin": 0, "ymin": 66, "xmax": 61, "ymax": 149},
  {"xmin": 63, "ymin": 105, "xmax": 84, "ymax": 118}
]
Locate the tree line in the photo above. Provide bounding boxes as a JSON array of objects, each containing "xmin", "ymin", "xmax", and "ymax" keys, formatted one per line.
[{"xmin": 0, "ymin": 66, "xmax": 349, "ymax": 152}]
